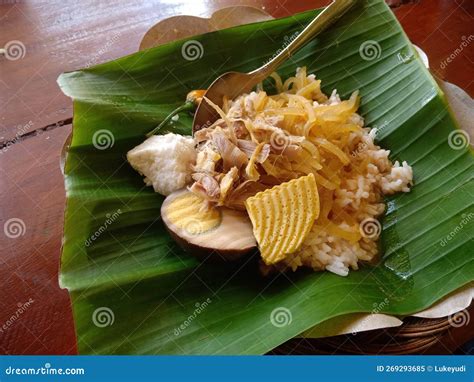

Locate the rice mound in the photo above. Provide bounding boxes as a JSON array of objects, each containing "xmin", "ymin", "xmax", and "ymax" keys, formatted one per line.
[
  {"xmin": 191, "ymin": 67, "xmax": 413, "ymax": 276},
  {"xmin": 262, "ymin": 72, "xmax": 412, "ymax": 276},
  {"xmin": 271, "ymin": 129, "xmax": 413, "ymax": 277}
]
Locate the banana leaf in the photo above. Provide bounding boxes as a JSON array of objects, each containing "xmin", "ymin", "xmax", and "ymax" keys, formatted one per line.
[{"xmin": 58, "ymin": 0, "xmax": 473, "ymax": 354}]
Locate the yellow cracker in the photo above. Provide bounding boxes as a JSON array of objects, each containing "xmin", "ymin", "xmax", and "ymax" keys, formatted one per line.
[{"xmin": 245, "ymin": 173, "xmax": 319, "ymax": 264}]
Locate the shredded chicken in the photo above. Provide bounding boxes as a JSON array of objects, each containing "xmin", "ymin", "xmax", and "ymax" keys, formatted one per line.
[
  {"xmin": 211, "ymin": 128, "xmax": 248, "ymax": 171},
  {"xmin": 219, "ymin": 167, "xmax": 239, "ymax": 204},
  {"xmin": 194, "ymin": 144, "xmax": 221, "ymax": 173},
  {"xmin": 188, "ymin": 67, "xmax": 410, "ymax": 209},
  {"xmin": 191, "ymin": 173, "xmax": 220, "ymax": 200}
]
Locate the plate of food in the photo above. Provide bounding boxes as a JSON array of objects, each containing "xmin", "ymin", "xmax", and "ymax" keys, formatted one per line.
[{"xmin": 58, "ymin": 0, "xmax": 473, "ymax": 354}]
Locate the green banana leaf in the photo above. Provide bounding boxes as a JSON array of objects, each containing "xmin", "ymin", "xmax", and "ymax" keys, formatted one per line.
[{"xmin": 58, "ymin": 0, "xmax": 473, "ymax": 354}]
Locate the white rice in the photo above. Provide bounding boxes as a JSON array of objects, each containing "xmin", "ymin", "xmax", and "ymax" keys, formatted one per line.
[{"xmin": 263, "ymin": 114, "xmax": 413, "ymax": 277}]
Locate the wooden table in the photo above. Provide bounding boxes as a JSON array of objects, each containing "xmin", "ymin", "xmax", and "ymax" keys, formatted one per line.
[{"xmin": 1, "ymin": 0, "xmax": 472, "ymax": 355}]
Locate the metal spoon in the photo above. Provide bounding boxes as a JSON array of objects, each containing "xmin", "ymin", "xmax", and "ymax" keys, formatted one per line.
[{"xmin": 192, "ymin": 0, "xmax": 356, "ymax": 133}]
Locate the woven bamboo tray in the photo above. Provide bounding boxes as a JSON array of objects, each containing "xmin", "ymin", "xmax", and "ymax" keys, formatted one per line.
[{"xmin": 272, "ymin": 316, "xmax": 455, "ymax": 355}]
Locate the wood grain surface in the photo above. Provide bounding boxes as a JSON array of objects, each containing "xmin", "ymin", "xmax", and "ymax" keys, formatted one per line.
[{"xmin": 0, "ymin": 0, "xmax": 472, "ymax": 355}]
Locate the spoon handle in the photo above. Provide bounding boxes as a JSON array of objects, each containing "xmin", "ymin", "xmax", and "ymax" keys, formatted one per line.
[{"xmin": 249, "ymin": 0, "xmax": 356, "ymax": 79}]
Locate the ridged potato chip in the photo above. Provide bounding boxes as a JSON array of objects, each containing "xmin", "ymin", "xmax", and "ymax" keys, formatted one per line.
[{"xmin": 245, "ymin": 173, "xmax": 319, "ymax": 264}]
